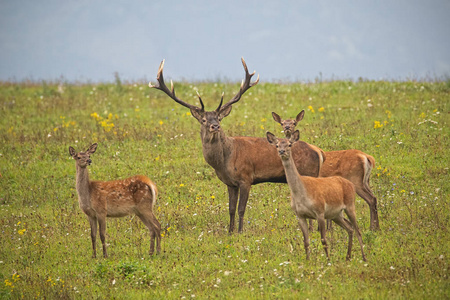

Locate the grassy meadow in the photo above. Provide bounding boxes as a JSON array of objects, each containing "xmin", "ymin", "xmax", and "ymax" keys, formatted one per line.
[{"xmin": 0, "ymin": 77, "xmax": 449, "ymax": 299}]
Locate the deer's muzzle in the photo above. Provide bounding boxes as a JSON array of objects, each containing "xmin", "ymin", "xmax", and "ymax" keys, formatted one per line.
[{"xmin": 210, "ymin": 124, "xmax": 220, "ymax": 132}]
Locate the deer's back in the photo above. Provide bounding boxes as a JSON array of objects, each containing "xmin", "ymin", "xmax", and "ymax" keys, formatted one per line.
[
  {"xmin": 229, "ymin": 137, "xmax": 322, "ymax": 185},
  {"xmin": 90, "ymin": 175, "xmax": 154, "ymax": 217},
  {"xmin": 320, "ymin": 150, "xmax": 373, "ymax": 180},
  {"xmin": 301, "ymin": 175, "xmax": 355, "ymax": 208}
]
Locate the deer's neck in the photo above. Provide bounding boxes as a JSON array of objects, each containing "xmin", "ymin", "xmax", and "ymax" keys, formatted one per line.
[
  {"xmin": 75, "ymin": 165, "xmax": 92, "ymax": 210},
  {"xmin": 200, "ymin": 128, "xmax": 232, "ymax": 169},
  {"xmin": 281, "ymin": 154, "xmax": 308, "ymax": 200}
]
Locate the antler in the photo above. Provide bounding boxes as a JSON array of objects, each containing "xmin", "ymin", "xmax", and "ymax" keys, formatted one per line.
[
  {"xmin": 218, "ymin": 57, "xmax": 260, "ymax": 112},
  {"xmin": 149, "ymin": 60, "xmax": 203, "ymax": 111}
]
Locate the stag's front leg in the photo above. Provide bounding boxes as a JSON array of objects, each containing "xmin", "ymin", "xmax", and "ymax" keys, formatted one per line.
[
  {"xmin": 227, "ymin": 185, "xmax": 239, "ymax": 234},
  {"xmin": 237, "ymin": 184, "xmax": 251, "ymax": 233}
]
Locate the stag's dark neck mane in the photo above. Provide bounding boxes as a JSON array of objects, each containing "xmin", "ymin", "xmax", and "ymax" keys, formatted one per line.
[{"xmin": 199, "ymin": 127, "xmax": 233, "ymax": 170}]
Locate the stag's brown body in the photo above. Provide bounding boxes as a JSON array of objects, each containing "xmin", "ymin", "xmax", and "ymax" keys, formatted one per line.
[{"xmin": 70, "ymin": 143, "xmax": 161, "ymax": 258}]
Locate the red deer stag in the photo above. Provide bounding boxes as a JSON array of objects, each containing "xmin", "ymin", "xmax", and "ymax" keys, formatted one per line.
[
  {"xmin": 267, "ymin": 130, "xmax": 366, "ymax": 261},
  {"xmin": 272, "ymin": 111, "xmax": 380, "ymax": 230},
  {"xmin": 150, "ymin": 58, "xmax": 325, "ymax": 233},
  {"xmin": 69, "ymin": 143, "xmax": 161, "ymax": 258}
]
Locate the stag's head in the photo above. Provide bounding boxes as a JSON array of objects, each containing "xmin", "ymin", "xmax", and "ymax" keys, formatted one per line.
[
  {"xmin": 69, "ymin": 143, "xmax": 98, "ymax": 168},
  {"xmin": 272, "ymin": 110, "xmax": 304, "ymax": 138},
  {"xmin": 266, "ymin": 130, "xmax": 300, "ymax": 160},
  {"xmin": 150, "ymin": 58, "xmax": 259, "ymax": 136}
]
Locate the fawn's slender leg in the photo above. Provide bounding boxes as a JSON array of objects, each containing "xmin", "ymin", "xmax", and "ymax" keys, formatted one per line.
[
  {"xmin": 89, "ymin": 216, "xmax": 98, "ymax": 258},
  {"xmin": 298, "ymin": 218, "xmax": 310, "ymax": 260},
  {"xmin": 98, "ymin": 216, "xmax": 108, "ymax": 258},
  {"xmin": 345, "ymin": 210, "xmax": 367, "ymax": 261},
  {"xmin": 317, "ymin": 216, "xmax": 329, "ymax": 259},
  {"xmin": 332, "ymin": 216, "xmax": 354, "ymax": 260}
]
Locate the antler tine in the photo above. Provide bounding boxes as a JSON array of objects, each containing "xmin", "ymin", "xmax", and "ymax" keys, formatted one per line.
[
  {"xmin": 149, "ymin": 60, "xmax": 200, "ymax": 111},
  {"xmin": 196, "ymin": 91, "xmax": 205, "ymax": 111},
  {"xmin": 215, "ymin": 92, "xmax": 225, "ymax": 112},
  {"xmin": 220, "ymin": 57, "xmax": 259, "ymax": 111}
]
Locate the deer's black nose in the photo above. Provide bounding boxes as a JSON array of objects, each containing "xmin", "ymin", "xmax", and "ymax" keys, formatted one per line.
[
  {"xmin": 87, "ymin": 159, "xmax": 92, "ymax": 164},
  {"xmin": 210, "ymin": 124, "xmax": 220, "ymax": 131},
  {"xmin": 279, "ymin": 149, "xmax": 286, "ymax": 155}
]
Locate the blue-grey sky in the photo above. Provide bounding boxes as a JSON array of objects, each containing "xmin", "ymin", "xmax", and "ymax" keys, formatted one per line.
[{"xmin": 1, "ymin": 0, "xmax": 449, "ymax": 82}]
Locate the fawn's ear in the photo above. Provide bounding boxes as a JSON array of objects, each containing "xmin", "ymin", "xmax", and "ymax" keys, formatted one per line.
[
  {"xmin": 272, "ymin": 112, "xmax": 282, "ymax": 124},
  {"xmin": 87, "ymin": 143, "xmax": 98, "ymax": 154},
  {"xmin": 266, "ymin": 132, "xmax": 277, "ymax": 145},
  {"xmin": 296, "ymin": 110, "xmax": 305, "ymax": 123},
  {"xmin": 290, "ymin": 130, "xmax": 300, "ymax": 143},
  {"xmin": 69, "ymin": 146, "xmax": 76, "ymax": 157}
]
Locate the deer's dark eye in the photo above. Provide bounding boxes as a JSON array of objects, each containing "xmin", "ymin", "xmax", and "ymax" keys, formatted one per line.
[{"xmin": 289, "ymin": 144, "xmax": 292, "ymax": 147}]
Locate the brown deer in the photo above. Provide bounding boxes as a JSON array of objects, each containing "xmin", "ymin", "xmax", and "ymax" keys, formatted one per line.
[
  {"xmin": 69, "ymin": 143, "xmax": 161, "ymax": 258},
  {"xmin": 267, "ymin": 130, "xmax": 366, "ymax": 261},
  {"xmin": 272, "ymin": 111, "xmax": 380, "ymax": 230},
  {"xmin": 150, "ymin": 58, "xmax": 325, "ymax": 233}
]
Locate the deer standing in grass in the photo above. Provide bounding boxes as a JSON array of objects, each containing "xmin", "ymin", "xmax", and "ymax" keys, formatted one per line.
[
  {"xmin": 150, "ymin": 58, "xmax": 325, "ymax": 233},
  {"xmin": 272, "ymin": 111, "xmax": 380, "ymax": 230},
  {"xmin": 69, "ymin": 143, "xmax": 161, "ymax": 258},
  {"xmin": 267, "ymin": 131, "xmax": 366, "ymax": 261}
]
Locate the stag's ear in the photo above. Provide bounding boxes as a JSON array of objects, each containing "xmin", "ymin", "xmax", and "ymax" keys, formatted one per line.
[
  {"xmin": 218, "ymin": 105, "xmax": 232, "ymax": 120},
  {"xmin": 272, "ymin": 112, "xmax": 282, "ymax": 124},
  {"xmin": 266, "ymin": 132, "xmax": 277, "ymax": 145},
  {"xmin": 296, "ymin": 110, "xmax": 305, "ymax": 123},
  {"xmin": 69, "ymin": 146, "xmax": 76, "ymax": 157},
  {"xmin": 290, "ymin": 130, "xmax": 300, "ymax": 143},
  {"xmin": 190, "ymin": 107, "xmax": 203, "ymax": 122},
  {"xmin": 87, "ymin": 143, "xmax": 98, "ymax": 154}
]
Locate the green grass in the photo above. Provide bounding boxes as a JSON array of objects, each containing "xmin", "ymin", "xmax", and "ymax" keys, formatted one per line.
[{"xmin": 0, "ymin": 79, "xmax": 448, "ymax": 299}]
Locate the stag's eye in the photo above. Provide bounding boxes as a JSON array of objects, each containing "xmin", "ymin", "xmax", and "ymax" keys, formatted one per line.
[
  {"xmin": 202, "ymin": 118, "xmax": 207, "ymax": 123},
  {"xmin": 289, "ymin": 144, "xmax": 292, "ymax": 147}
]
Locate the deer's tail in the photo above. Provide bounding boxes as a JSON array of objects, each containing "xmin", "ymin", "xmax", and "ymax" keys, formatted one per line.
[{"xmin": 136, "ymin": 175, "xmax": 158, "ymax": 208}]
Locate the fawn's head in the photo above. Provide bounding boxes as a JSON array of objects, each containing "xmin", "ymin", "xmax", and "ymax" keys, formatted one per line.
[
  {"xmin": 150, "ymin": 58, "xmax": 259, "ymax": 137},
  {"xmin": 272, "ymin": 110, "xmax": 304, "ymax": 138},
  {"xmin": 69, "ymin": 143, "xmax": 98, "ymax": 168},
  {"xmin": 266, "ymin": 130, "xmax": 300, "ymax": 160}
]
